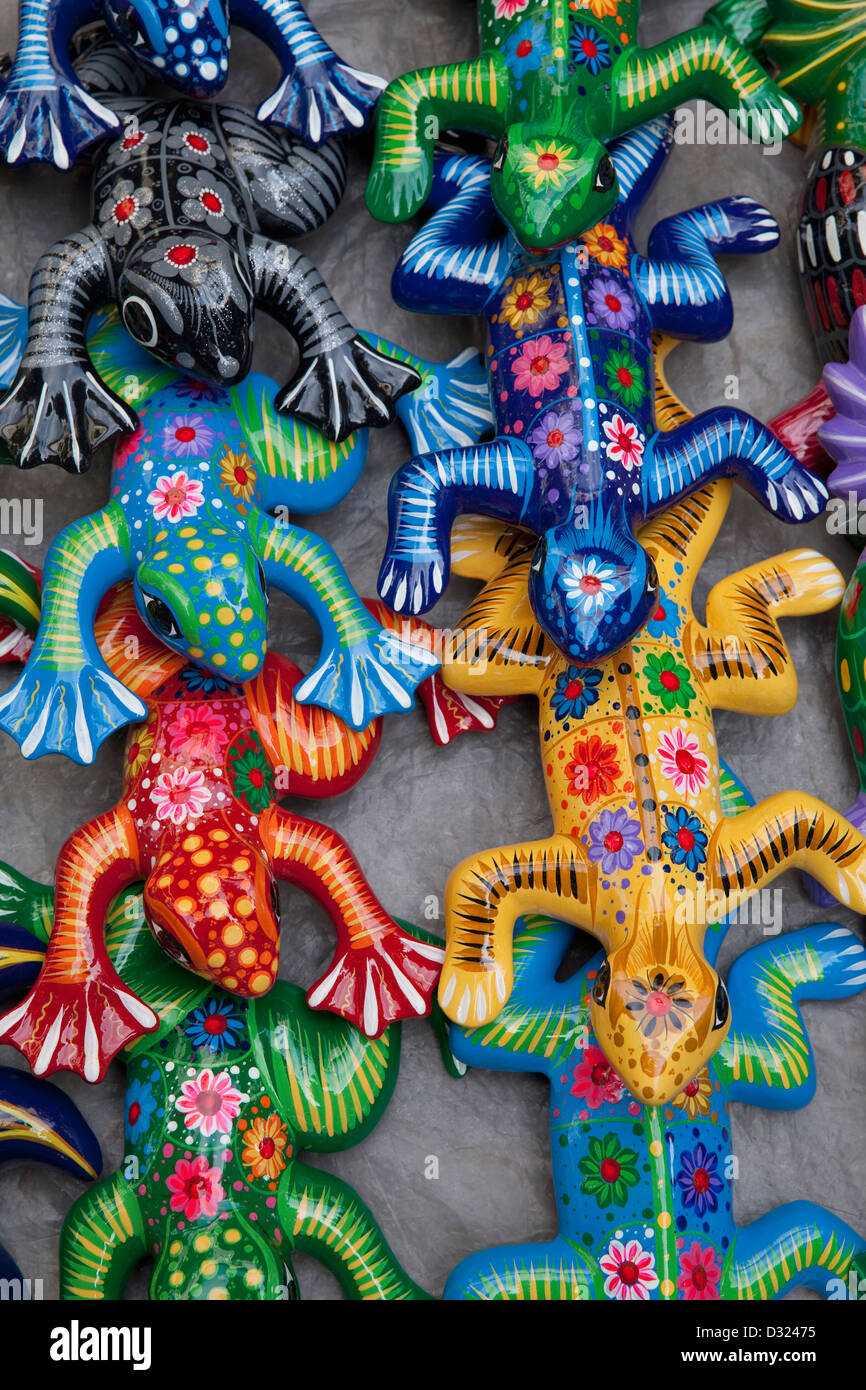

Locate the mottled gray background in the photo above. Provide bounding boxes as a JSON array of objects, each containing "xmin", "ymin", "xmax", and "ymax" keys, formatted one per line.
[{"xmin": 0, "ymin": 0, "xmax": 862, "ymax": 1301}]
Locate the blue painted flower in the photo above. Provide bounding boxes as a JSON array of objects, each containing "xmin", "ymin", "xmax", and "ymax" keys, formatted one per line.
[
  {"xmin": 503, "ymin": 21, "xmax": 551, "ymax": 78},
  {"xmin": 587, "ymin": 807, "xmax": 643, "ymax": 873},
  {"xmin": 677, "ymin": 1142, "xmax": 725, "ymax": 1218},
  {"xmin": 550, "ymin": 664, "xmax": 603, "ymax": 721},
  {"xmin": 661, "ymin": 807, "xmax": 708, "ymax": 870},
  {"xmin": 125, "ymin": 1076, "xmax": 157, "ymax": 1141},
  {"xmin": 570, "ymin": 24, "xmax": 612, "ymax": 74},
  {"xmin": 179, "ymin": 666, "xmax": 235, "ymax": 694},
  {"xmin": 185, "ymin": 997, "xmax": 246, "ymax": 1054},
  {"xmin": 528, "ymin": 409, "xmax": 582, "ymax": 467},
  {"xmin": 588, "ymin": 276, "xmax": 636, "ymax": 331},
  {"xmin": 646, "ymin": 592, "xmax": 682, "ymax": 642},
  {"xmin": 175, "ymin": 377, "xmax": 223, "ymax": 403}
]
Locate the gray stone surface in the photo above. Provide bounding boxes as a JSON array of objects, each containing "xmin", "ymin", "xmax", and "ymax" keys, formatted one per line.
[{"xmin": 0, "ymin": 0, "xmax": 862, "ymax": 1300}]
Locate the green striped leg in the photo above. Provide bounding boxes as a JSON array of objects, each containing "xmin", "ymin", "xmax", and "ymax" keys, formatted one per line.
[
  {"xmin": 445, "ymin": 1237, "xmax": 597, "ymax": 1301},
  {"xmin": 724, "ymin": 1204, "xmax": 866, "ymax": 1300},
  {"xmin": 60, "ymin": 1172, "xmax": 148, "ymax": 1300}
]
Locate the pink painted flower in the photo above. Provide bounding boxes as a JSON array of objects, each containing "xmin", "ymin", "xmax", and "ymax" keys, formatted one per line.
[
  {"xmin": 166, "ymin": 705, "xmax": 228, "ymax": 759},
  {"xmin": 152, "ymin": 765, "xmax": 211, "ymax": 824},
  {"xmin": 677, "ymin": 1242, "xmax": 722, "ymax": 1300},
  {"xmin": 147, "ymin": 470, "xmax": 204, "ymax": 522},
  {"xmin": 602, "ymin": 413, "xmax": 644, "ymax": 470},
  {"xmin": 494, "ymin": 0, "xmax": 528, "ymax": 15},
  {"xmin": 175, "ymin": 1068, "xmax": 243, "ymax": 1136},
  {"xmin": 656, "ymin": 728, "xmax": 710, "ymax": 799},
  {"xmin": 570, "ymin": 1045, "xmax": 624, "ymax": 1108},
  {"xmin": 510, "ymin": 335, "xmax": 570, "ymax": 397},
  {"xmin": 600, "ymin": 1237, "xmax": 659, "ymax": 1301},
  {"xmin": 165, "ymin": 1155, "xmax": 225, "ymax": 1221}
]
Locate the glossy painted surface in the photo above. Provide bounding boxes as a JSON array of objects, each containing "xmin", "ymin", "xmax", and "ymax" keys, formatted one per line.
[
  {"xmin": 446, "ymin": 903, "xmax": 866, "ymax": 1300},
  {"xmin": 365, "ymin": 0, "xmax": 799, "ymax": 248},
  {"xmin": 0, "ymin": 1, "xmax": 384, "ymax": 168},
  {"xmin": 378, "ymin": 124, "xmax": 827, "ymax": 665}
]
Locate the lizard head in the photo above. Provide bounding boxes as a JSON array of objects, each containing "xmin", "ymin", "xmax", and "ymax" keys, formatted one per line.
[
  {"xmin": 104, "ymin": 1, "xmax": 230, "ymax": 95},
  {"xmin": 145, "ymin": 817, "xmax": 281, "ymax": 998},
  {"xmin": 490, "ymin": 123, "xmax": 619, "ymax": 251},
  {"xmin": 528, "ymin": 524, "xmax": 658, "ymax": 662},
  {"xmin": 119, "ymin": 234, "xmax": 253, "ymax": 385},
  {"xmin": 590, "ymin": 926, "xmax": 730, "ymax": 1107},
  {"xmin": 135, "ymin": 530, "xmax": 268, "ymax": 683}
]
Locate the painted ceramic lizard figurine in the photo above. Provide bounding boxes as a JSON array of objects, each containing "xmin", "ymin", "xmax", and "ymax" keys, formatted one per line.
[
  {"xmin": 435, "ymin": 380, "xmax": 866, "ymax": 1105},
  {"xmin": 0, "ymin": 883, "xmax": 453, "ymax": 1299},
  {"xmin": 0, "ymin": 305, "xmax": 504, "ymax": 761},
  {"xmin": 377, "ymin": 121, "xmax": 827, "ymax": 665},
  {"xmin": 364, "ymin": 0, "xmax": 801, "ymax": 250},
  {"xmin": 445, "ymin": 905, "xmax": 866, "ymax": 1300},
  {"xmin": 0, "ymin": 556, "xmax": 504, "ymax": 1081},
  {"xmin": 0, "ymin": 1, "xmax": 384, "ymax": 168},
  {"xmin": 0, "ymin": 31, "xmax": 418, "ymax": 472}
]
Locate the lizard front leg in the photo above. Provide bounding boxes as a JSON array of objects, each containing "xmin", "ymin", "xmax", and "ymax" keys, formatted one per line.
[
  {"xmin": 0, "ymin": 231, "xmax": 136, "ymax": 470},
  {"xmin": 440, "ymin": 836, "xmax": 592, "ymax": 1029},
  {"xmin": 366, "ymin": 57, "xmax": 509, "ymax": 225},
  {"xmin": 248, "ymin": 236, "xmax": 421, "ymax": 442},
  {"xmin": 253, "ymin": 513, "xmax": 438, "ymax": 728},
  {"xmin": 0, "ymin": 806, "xmax": 155, "ymax": 1082},
  {"xmin": 0, "ymin": 505, "xmax": 143, "ymax": 763},
  {"xmin": 260, "ymin": 806, "xmax": 443, "ymax": 1036}
]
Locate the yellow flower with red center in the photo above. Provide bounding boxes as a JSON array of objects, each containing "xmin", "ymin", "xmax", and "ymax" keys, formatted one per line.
[
  {"xmin": 574, "ymin": 0, "xmax": 619, "ymax": 17},
  {"xmin": 581, "ymin": 222, "xmax": 628, "ymax": 269},
  {"xmin": 241, "ymin": 1113, "xmax": 290, "ymax": 1180},
  {"xmin": 670, "ymin": 1067, "xmax": 714, "ymax": 1118},
  {"xmin": 125, "ymin": 723, "xmax": 155, "ymax": 779},
  {"xmin": 500, "ymin": 272, "xmax": 552, "ymax": 330},
  {"xmin": 519, "ymin": 141, "xmax": 578, "ymax": 190},
  {"xmin": 219, "ymin": 449, "xmax": 258, "ymax": 501}
]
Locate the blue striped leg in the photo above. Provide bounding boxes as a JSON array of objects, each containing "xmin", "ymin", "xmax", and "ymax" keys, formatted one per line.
[
  {"xmin": 378, "ymin": 440, "xmax": 534, "ymax": 615},
  {"xmin": 725, "ymin": 1204, "xmax": 866, "ymax": 1300},
  {"xmin": 445, "ymin": 1237, "xmax": 596, "ymax": 1301},
  {"xmin": 642, "ymin": 409, "xmax": 828, "ymax": 522}
]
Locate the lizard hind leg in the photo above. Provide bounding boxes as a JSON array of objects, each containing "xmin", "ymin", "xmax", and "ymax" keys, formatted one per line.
[
  {"xmin": 725, "ymin": 1203, "xmax": 866, "ymax": 1300},
  {"xmin": 445, "ymin": 1236, "xmax": 596, "ymax": 1301}
]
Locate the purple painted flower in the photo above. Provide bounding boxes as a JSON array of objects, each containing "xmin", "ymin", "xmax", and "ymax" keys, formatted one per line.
[
  {"xmin": 587, "ymin": 807, "xmax": 643, "ymax": 873},
  {"xmin": 676, "ymin": 1142, "xmax": 725, "ymax": 1218},
  {"xmin": 528, "ymin": 409, "xmax": 582, "ymax": 467},
  {"xmin": 161, "ymin": 414, "xmax": 217, "ymax": 459},
  {"xmin": 587, "ymin": 277, "xmax": 636, "ymax": 331}
]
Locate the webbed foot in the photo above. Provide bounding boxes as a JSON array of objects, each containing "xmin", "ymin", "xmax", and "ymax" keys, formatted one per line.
[
  {"xmin": 378, "ymin": 548, "xmax": 447, "ymax": 616},
  {"xmin": 0, "ymin": 363, "xmax": 138, "ymax": 472},
  {"xmin": 277, "ymin": 337, "xmax": 421, "ymax": 443},
  {"xmin": 759, "ymin": 461, "xmax": 828, "ymax": 522},
  {"xmin": 0, "ymin": 970, "xmax": 157, "ymax": 1082},
  {"xmin": 294, "ymin": 628, "xmax": 439, "ymax": 729},
  {"xmin": 438, "ymin": 960, "xmax": 513, "ymax": 1029},
  {"xmin": 258, "ymin": 60, "xmax": 384, "ymax": 143},
  {"xmin": 366, "ymin": 152, "xmax": 432, "ymax": 225},
  {"xmin": 0, "ymin": 78, "xmax": 119, "ymax": 169},
  {"xmin": 307, "ymin": 927, "xmax": 444, "ymax": 1036},
  {"xmin": 0, "ymin": 663, "xmax": 146, "ymax": 764}
]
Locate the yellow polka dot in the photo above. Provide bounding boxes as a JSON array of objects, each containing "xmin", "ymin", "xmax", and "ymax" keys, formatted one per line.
[
  {"xmin": 169, "ymin": 1240, "xmax": 182, "ymax": 1257},
  {"xmin": 200, "ymin": 613, "xmax": 210, "ymax": 625},
  {"xmin": 155, "ymin": 530, "xmax": 168, "ymax": 543},
  {"xmin": 189, "ymin": 538, "xmax": 204, "ymax": 550},
  {"xmin": 209, "ymin": 900, "xmax": 230, "ymax": 920},
  {"xmin": 230, "ymin": 631, "xmax": 243, "ymax": 647},
  {"xmin": 213, "ymin": 654, "xmax": 227, "ymax": 667},
  {"xmin": 649, "ymin": 1140, "xmax": 663, "ymax": 1157},
  {"xmin": 235, "ymin": 896, "xmax": 254, "ymax": 918},
  {"xmin": 169, "ymin": 1271, "xmax": 184, "ymax": 1287},
  {"xmin": 192, "ymin": 849, "xmax": 213, "ymax": 867},
  {"xmin": 657, "ymin": 1211, "xmax": 671, "ymax": 1229},
  {"xmin": 207, "ymin": 1288, "xmax": 228, "ymax": 1300},
  {"xmin": 198, "ymin": 873, "xmax": 221, "ymax": 896},
  {"xmin": 222, "ymin": 975, "xmax": 237, "ymax": 990},
  {"xmin": 241, "ymin": 653, "xmax": 258, "ymax": 671},
  {"xmin": 201, "ymin": 1259, "xmax": 217, "ymax": 1277},
  {"xmin": 225, "ymin": 1229, "xmax": 240, "ymax": 1245},
  {"xmin": 245, "ymin": 1269, "xmax": 263, "ymax": 1287},
  {"xmin": 210, "ymin": 829, "xmax": 229, "ymax": 842},
  {"xmin": 232, "ymin": 858, "xmax": 250, "ymax": 873},
  {"xmin": 221, "ymin": 553, "xmax": 239, "ymax": 568},
  {"xmin": 183, "ymin": 835, "xmax": 203, "ymax": 852},
  {"xmin": 212, "ymin": 528, "xmax": 227, "ymax": 536},
  {"xmin": 222, "ymin": 923, "xmax": 244, "ymax": 947},
  {"xmin": 156, "ymin": 874, "xmax": 172, "ymax": 891},
  {"xmin": 239, "ymin": 947, "xmax": 258, "ymax": 966},
  {"xmin": 175, "ymin": 896, "xmax": 196, "ymax": 915},
  {"xmin": 207, "ymin": 949, "xmax": 226, "ymax": 969},
  {"xmin": 205, "ymin": 580, "xmax": 222, "ymax": 597},
  {"xmin": 841, "ymin": 658, "xmax": 851, "ymax": 692},
  {"xmin": 554, "ymin": 44, "xmax": 564, "ymax": 57},
  {"xmin": 168, "ymin": 563, "xmax": 184, "ymax": 575},
  {"xmin": 179, "ymin": 526, "xmax": 197, "ymax": 538},
  {"xmin": 153, "ymin": 550, "xmax": 168, "ymax": 561},
  {"xmin": 216, "ymin": 606, "xmax": 235, "ymax": 626},
  {"xmin": 188, "ymin": 647, "xmax": 204, "ymax": 659},
  {"xmin": 240, "ymin": 607, "xmax": 253, "ymax": 621},
  {"xmin": 194, "ymin": 1234, "xmax": 210, "ymax": 1253},
  {"xmin": 661, "ymin": 1279, "xmax": 675, "ymax": 1297},
  {"xmin": 250, "ymin": 971, "xmax": 272, "ymax": 994},
  {"xmin": 193, "ymin": 557, "xmax": 212, "ymax": 571}
]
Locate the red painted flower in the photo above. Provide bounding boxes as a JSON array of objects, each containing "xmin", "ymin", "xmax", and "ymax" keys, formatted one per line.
[
  {"xmin": 570, "ymin": 1045, "xmax": 624, "ymax": 1108},
  {"xmin": 677, "ymin": 1242, "xmax": 722, "ymax": 1300},
  {"xmin": 166, "ymin": 1156, "xmax": 225, "ymax": 1221},
  {"xmin": 565, "ymin": 733, "xmax": 622, "ymax": 805}
]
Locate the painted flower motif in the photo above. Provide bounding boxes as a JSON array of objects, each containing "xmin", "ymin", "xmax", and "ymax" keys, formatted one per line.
[
  {"xmin": 569, "ymin": 23, "xmax": 611, "ymax": 73},
  {"xmin": 565, "ymin": 733, "xmax": 621, "ymax": 805},
  {"xmin": 147, "ymin": 470, "xmax": 205, "ymax": 523},
  {"xmin": 575, "ymin": 0, "xmax": 619, "ymax": 15},
  {"xmin": 175, "ymin": 377, "xmax": 224, "ymax": 403},
  {"xmin": 677, "ymin": 1142, "xmax": 725, "ymax": 1218},
  {"xmin": 671, "ymin": 1067, "xmax": 714, "ymax": 1119},
  {"xmin": 98, "ymin": 177, "xmax": 154, "ymax": 245},
  {"xmin": 661, "ymin": 806, "xmax": 708, "ymax": 870},
  {"xmin": 161, "ymin": 413, "xmax": 216, "ymax": 460},
  {"xmin": 510, "ymin": 335, "xmax": 570, "ymax": 397},
  {"xmin": 167, "ymin": 705, "xmax": 228, "ymax": 759},
  {"xmin": 125, "ymin": 723, "xmax": 155, "ymax": 779},
  {"xmin": 656, "ymin": 728, "xmax": 710, "ymax": 799},
  {"xmin": 550, "ymin": 664, "xmax": 603, "ymax": 721},
  {"xmin": 528, "ymin": 409, "xmax": 581, "ymax": 467},
  {"xmin": 600, "ymin": 1237, "xmax": 659, "ymax": 1301},
  {"xmin": 602, "ymin": 413, "xmax": 644, "ymax": 470},
  {"xmin": 175, "ymin": 1068, "xmax": 244, "ymax": 1136},
  {"xmin": 124, "ymin": 1077, "xmax": 157, "ymax": 1139},
  {"xmin": 579, "ymin": 1132, "xmax": 640, "ymax": 1207},
  {"xmin": 587, "ymin": 806, "xmax": 643, "ymax": 873},
  {"xmin": 229, "ymin": 743, "xmax": 274, "ymax": 813},
  {"xmin": 166, "ymin": 1155, "xmax": 225, "ymax": 1221},
  {"xmin": 180, "ymin": 667, "xmax": 235, "ymax": 694},
  {"xmin": 242, "ymin": 1113, "xmax": 290, "ymax": 1181},
  {"xmin": 570, "ymin": 1045, "xmax": 624, "ymax": 1108},
  {"xmin": 582, "ymin": 222, "xmax": 628, "ymax": 269},
  {"xmin": 502, "ymin": 21, "xmax": 551, "ymax": 78},
  {"xmin": 644, "ymin": 651, "xmax": 695, "ymax": 711},
  {"xmin": 625, "ymin": 970, "xmax": 695, "ymax": 1038},
  {"xmin": 494, "ymin": 0, "xmax": 528, "ymax": 17},
  {"xmin": 141, "ymin": 236, "xmax": 221, "ymax": 285},
  {"xmin": 153, "ymin": 765, "xmax": 212, "ymax": 825},
  {"xmin": 604, "ymin": 347, "xmax": 646, "ymax": 408},
  {"xmin": 561, "ymin": 554, "xmax": 624, "ymax": 619},
  {"xmin": 646, "ymin": 593, "xmax": 681, "ymax": 642},
  {"xmin": 588, "ymin": 277, "xmax": 636, "ymax": 331},
  {"xmin": 166, "ymin": 121, "xmax": 219, "ymax": 166},
  {"xmin": 518, "ymin": 140, "xmax": 579, "ymax": 190},
  {"xmin": 677, "ymin": 1242, "xmax": 722, "ymax": 1300},
  {"xmin": 178, "ymin": 172, "xmax": 238, "ymax": 234},
  {"xmin": 500, "ymin": 272, "xmax": 552, "ymax": 330},
  {"xmin": 114, "ymin": 119, "xmax": 160, "ymax": 158},
  {"xmin": 219, "ymin": 450, "xmax": 258, "ymax": 500},
  {"xmin": 185, "ymin": 998, "xmax": 246, "ymax": 1055}
]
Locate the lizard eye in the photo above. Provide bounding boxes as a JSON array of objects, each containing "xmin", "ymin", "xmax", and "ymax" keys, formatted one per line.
[
  {"xmin": 107, "ymin": 3, "xmax": 148, "ymax": 48},
  {"xmin": 592, "ymin": 960, "xmax": 611, "ymax": 1007},
  {"xmin": 141, "ymin": 590, "xmax": 182, "ymax": 641},
  {"xmin": 712, "ymin": 980, "xmax": 730, "ymax": 1031},
  {"xmin": 593, "ymin": 154, "xmax": 616, "ymax": 193},
  {"xmin": 492, "ymin": 135, "xmax": 509, "ymax": 173}
]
